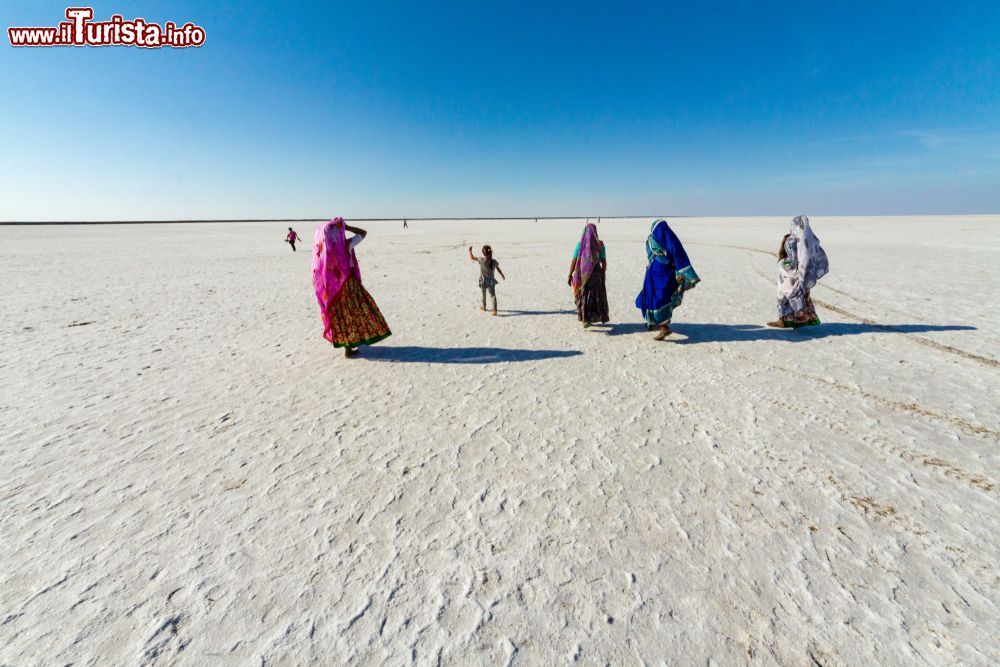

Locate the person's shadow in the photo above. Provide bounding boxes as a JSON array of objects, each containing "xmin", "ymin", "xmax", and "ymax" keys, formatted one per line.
[
  {"xmin": 361, "ymin": 346, "xmax": 583, "ymax": 364},
  {"xmin": 603, "ymin": 321, "xmax": 976, "ymax": 342},
  {"xmin": 497, "ymin": 309, "xmax": 576, "ymax": 317},
  {"xmin": 671, "ymin": 322, "xmax": 976, "ymax": 343},
  {"xmin": 605, "ymin": 323, "xmax": 650, "ymax": 336}
]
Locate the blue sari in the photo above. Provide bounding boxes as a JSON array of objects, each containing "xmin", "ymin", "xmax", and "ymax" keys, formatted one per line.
[{"xmin": 635, "ymin": 220, "xmax": 700, "ymax": 327}]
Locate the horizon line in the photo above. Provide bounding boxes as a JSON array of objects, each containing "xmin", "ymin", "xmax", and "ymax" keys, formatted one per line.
[
  {"xmin": 2, "ymin": 213, "xmax": 997, "ymax": 225},
  {"xmin": 1, "ymin": 215, "xmax": 677, "ymax": 225}
]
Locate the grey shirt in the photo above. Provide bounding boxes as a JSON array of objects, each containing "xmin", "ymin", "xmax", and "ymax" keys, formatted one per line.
[{"xmin": 477, "ymin": 258, "xmax": 499, "ymax": 287}]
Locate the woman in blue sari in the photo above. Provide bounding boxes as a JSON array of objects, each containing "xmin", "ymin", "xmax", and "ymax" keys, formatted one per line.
[{"xmin": 635, "ymin": 219, "xmax": 700, "ymax": 340}]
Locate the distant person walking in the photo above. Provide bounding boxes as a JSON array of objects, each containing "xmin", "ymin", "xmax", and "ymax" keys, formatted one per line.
[
  {"xmin": 285, "ymin": 227, "xmax": 300, "ymax": 251},
  {"xmin": 468, "ymin": 244, "xmax": 505, "ymax": 315},
  {"xmin": 312, "ymin": 218, "xmax": 391, "ymax": 357},
  {"xmin": 568, "ymin": 223, "xmax": 609, "ymax": 327},
  {"xmin": 767, "ymin": 215, "xmax": 829, "ymax": 328},
  {"xmin": 635, "ymin": 219, "xmax": 700, "ymax": 340},
  {"xmin": 403, "ymin": 219, "xmax": 408, "ymax": 229}
]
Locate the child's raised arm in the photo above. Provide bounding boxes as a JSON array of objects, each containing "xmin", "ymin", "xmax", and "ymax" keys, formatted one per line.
[{"xmin": 468, "ymin": 246, "xmax": 479, "ymax": 261}]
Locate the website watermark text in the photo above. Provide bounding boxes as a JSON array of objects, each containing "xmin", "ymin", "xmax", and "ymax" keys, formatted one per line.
[{"xmin": 8, "ymin": 8, "xmax": 205, "ymax": 48}]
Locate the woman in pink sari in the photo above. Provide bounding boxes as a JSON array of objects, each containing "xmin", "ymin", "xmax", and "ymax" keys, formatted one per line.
[{"xmin": 312, "ymin": 218, "xmax": 391, "ymax": 357}]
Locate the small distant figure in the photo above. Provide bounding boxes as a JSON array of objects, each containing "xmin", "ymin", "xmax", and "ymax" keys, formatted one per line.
[
  {"xmin": 568, "ymin": 223, "xmax": 609, "ymax": 327},
  {"xmin": 767, "ymin": 215, "xmax": 829, "ymax": 328},
  {"xmin": 312, "ymin": 218, "xmax": 391, "ymax": 357},
  {"xmin": 635, "ymin": 219, "xmax": 700, "ymax": 340},
  {"xmin": 285, "ymin": 227, "xmax": 300, "ymax": 251},
  {"xmin": 468, "ymin": 245, "xmax": 506, "ymax": 316},
  {"xmin": 403, "ymin": 219, "xmax": 408, "ymax": 229}
]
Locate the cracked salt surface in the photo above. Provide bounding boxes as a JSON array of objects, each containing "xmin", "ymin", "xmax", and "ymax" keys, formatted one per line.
[{"xmin": 1, "ymin": 216, "xmax": 998, "ymax": 664}]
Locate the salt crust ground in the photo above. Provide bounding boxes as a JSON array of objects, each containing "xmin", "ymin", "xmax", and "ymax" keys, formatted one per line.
[{"xmin": 1, "ymin": 217, "xmax": 998, "ymax": 665}]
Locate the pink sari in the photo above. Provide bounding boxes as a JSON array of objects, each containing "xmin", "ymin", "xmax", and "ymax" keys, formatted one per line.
[{"xmin": 312, "ymin": 218, "xmax": 362, "ymax": 342}]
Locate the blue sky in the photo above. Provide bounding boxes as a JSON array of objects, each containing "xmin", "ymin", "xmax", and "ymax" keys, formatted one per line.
[{"xmin": 1, "ymin": 1, "xmax": 998, "ymax": 220}]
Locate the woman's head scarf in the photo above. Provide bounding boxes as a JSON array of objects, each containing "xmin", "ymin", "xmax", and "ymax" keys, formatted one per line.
[
  {"xmin": 571, "ymin": 223, "xmax": 601, "ymax": 290},
  {"xmin": 783, "ymin": 215, "xmax": 829, "ymax": 290},
  {"xmin": 646, "ymin": 219, "xmax": 692, "ymax": 270}
]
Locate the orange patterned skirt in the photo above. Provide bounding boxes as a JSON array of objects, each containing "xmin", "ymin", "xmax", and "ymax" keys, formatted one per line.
[
  {"xmin": 324, "ymin": 277, "xmax": 391, "ymax": 348},
  {"xmin": 781, "ymin": 290, "xmax": 821, "ymax": 328}
]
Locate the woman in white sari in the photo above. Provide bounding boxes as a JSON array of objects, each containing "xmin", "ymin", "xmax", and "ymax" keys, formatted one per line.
[{"xmin": 767, "ymin": 215, "xmax": 829, "ymax": 328}]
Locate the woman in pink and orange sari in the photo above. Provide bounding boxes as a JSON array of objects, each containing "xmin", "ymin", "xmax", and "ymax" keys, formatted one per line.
[{"xmin": 312, "ymin": 218, "xmax": 391, "ymax": 357}]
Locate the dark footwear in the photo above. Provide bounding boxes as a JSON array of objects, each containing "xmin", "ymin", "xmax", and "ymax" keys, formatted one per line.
[{"xmin": 344, "ymin": 347, "xmax": 359, "ymax": 357}]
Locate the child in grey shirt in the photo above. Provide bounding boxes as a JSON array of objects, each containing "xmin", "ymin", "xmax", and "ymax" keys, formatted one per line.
[{"xmin": 468, "ymin": 245, "xmax": 506, "ymax": 315}]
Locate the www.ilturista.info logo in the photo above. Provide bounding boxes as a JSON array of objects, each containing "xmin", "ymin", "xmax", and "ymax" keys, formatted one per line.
[{"xmin": 8, "ymin": 8, "xmax": 205, "ymax": 48}]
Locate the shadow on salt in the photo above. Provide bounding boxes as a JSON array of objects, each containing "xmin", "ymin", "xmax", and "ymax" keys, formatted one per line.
[
  {"xmin": 496, "ymin": 309, "xmax": 576, "ymax": 317},
  {"xmin": 361, "ymin": 346, "xmax": 583, "ymax": 364},
  {"xmin": 669, "ymin": 322, "xmax": 976, "ymax": 344}
]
